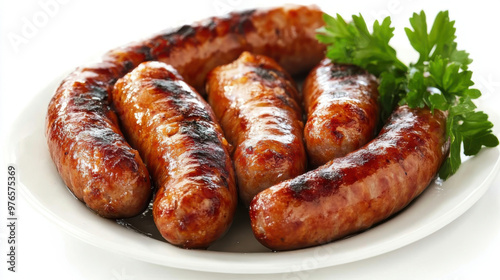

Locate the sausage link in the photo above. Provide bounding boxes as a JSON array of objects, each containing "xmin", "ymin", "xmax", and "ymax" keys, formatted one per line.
[
  {"xmin": 303, "ymin": 59, "xmax": 380, "ymax": 167},
  {"xmin": 105, "ymin": 4, "xmax": 325, "ymax": 94},
  {"xmin": 45, "ymin": 5, "xmax": 324, "ymax": 218},
  {"xmin": 111, "ymin": 61, "xmax": 237, "ymax": 248},
  {"xmin": 206, "ymin": 51, "xmax": 307, "ymax": 206},
  {"xmin": 45, "ymin": 62, "xmax": 152, "ymax": 218},
  {"xmin": 250, "ymin": 105, "xmax": 448, "ymax": 251}
]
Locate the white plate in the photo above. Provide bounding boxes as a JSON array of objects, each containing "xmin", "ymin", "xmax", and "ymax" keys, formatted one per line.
[{"xmin": 8, "ymin": 75, "xmax": 500, "ymax": 274}]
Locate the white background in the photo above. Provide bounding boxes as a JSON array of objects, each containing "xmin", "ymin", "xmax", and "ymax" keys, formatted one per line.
[{"xmin": 1, "ymin": 0, "xmax": 500, "ymax": 279}]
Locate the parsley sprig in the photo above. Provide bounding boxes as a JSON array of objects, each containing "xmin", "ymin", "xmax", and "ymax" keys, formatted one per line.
[{"xmin": 317, "ymin": 11, "xmax": 498, "ymax": 180}]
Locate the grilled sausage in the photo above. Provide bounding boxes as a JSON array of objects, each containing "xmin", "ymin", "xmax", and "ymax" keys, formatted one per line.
[
  {"xmin": 111, "ymin": 61, "xmax": 237, "ymax": 248},
  {"xmin": 303, "ymin": 59, "xmax": 380, "ymax": 167},
  {"xmin": 105, "ymin": 4, "xmax": 325, "ymax": 94},
  {"xmin": 45, "ymin": 5, "xmax": 324, "ymax": 218},
  {"xmin": 250, "ymin": 105, "xmax": 448, "ymax": 251},
  {"xmin": 206, "ymin": 51, "xmax": 307, "ymax": 206},
  {"xmin": 45, "ymin": 62, "xmax": 152, "ymax": 218}
]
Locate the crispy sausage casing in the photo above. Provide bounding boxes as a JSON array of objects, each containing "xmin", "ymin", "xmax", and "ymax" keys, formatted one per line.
[
  {"xmin": 250, "ymin": 106, "xmax": 449, "ymax": 251},
  {"xmin": 206, "ymin": 51, "xmax": 307, "ymax": 206},
  {"xmin": 303, "ymin": 59, "xmax": 380, "ymax": 167},
  {"xmin": 45, "ymin": 5, "xmax": 324, "ymax": 218},
  {"xmin": 112, "ymin": 61, "xmax": 237, "ymax": 248}
]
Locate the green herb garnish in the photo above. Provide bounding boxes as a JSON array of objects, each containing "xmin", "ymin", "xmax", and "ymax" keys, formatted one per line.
[{"xmin": 317, "ymin": 11, "xmax": 498, "ymax": 180}]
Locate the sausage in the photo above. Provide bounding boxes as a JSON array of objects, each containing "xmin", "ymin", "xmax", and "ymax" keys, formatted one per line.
[
  {"xmin": 111, "ymin": 61, "xmax": 237, "ymax": 248},
  {"xmin": 45, "ymin": 62, "xmax": 152, "ymax": 218},
  {"xmin": 249, "ymin": 105, "xmax": 449, "ymax": 251},
  {"xmin": 303, "ymin": 59, "xmax": 380, "ymax": 167},
  {"xmin": 206, "ymin": 51, "xmax": 307, "ymax": 206},
  {"xmin": 105, "ymin": 4, "xmax": 325, "ymax": 94},
  {"xmin": 45, "ymin": 5, "xmax": 324, "ymax": 218}
]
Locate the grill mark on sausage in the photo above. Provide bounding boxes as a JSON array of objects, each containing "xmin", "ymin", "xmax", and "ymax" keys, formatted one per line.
[
  {"xmin": 230, "ymin": 9, "xmax": 257, "ymax": 34},
  {"xmin": 329, "ymin": 65, "xmax": 366, "ymax": 78},
  {"xmin": 152, "ymin": 79, "xmax": 212, "ymax": 121},
  {"xmin": 176, "ymin": 24, "xmax": 197, "ymax": 38},
  {"xmin": 179, "ymin": 120, "xmax": 220, "ymax": 143},
  {"xmin": 71, "ymin": 86, "xmax": 110, "ymax": 113},
  {"xmin": 188, "ymin": 147, "xmax": 229, "ymax": 173},
  {"xmin": 288, "ymin": 169, "xmax": 343, "ymax": 200},
  {"xmin": 252, "ymin": 66, "xmax": 284, "ymax": 81},
  {"xmin": 152, "ymin": 79, "xmax": 186, "ymax": 94},
  {"xmin": 275, "ymin": 94, "xmax": 296, "ymax": 111}
]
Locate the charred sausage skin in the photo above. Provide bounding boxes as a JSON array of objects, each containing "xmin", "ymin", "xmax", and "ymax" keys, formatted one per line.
[
  {"xmin": 206, "ymin": 51, "xmax": 307, "ymax": 206},
  {"xmin": 45, "ymin": 5, "xmax": 324, "ymax": 218},
  {"xmin": 303, "ymin": 59, "xmax": 380, "ymax": 167},
  {"xmin": 250, "ymin": 106, "xmax": 448, "ymax": 251},
  {"xmin": 111, "ymin": 61, "xmax": 237, "ymax": 248}
]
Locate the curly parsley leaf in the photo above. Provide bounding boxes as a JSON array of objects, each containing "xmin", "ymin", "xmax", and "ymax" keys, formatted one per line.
[
  {"xmin": 317, "ymin": 10, "xmax": 498, "ymax": 180},
  {"xmin": 317, "ymin": 13, "xmax": 407, "ymax": 77},
  {"xmin": 406, "ymin": 11, "xmax": 472, "ymax": 70},
  {"xmin": 405, "ymin": 11, "xmax": 431, "ymax": 65}
]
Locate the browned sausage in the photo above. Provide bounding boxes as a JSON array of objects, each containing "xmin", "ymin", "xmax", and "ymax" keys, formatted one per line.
[
  {"xmin": 111, "ymin": 61, "xmax": 237, "ymax": 248},
  {"xmin": 45, "ymin": 62, "xmax": 152, "ymax": 218},
  {"xmin": 206, "ymin": 51, "xmax": 307, "ymax": 206},
  {"xmin": 105, "ymin": 4, "xmax": 325, "ymax": 94},
  {"xmin": 303, "ymin": 59, "xmax": 380, "ymax": 167},
  {"xmin": 45, "ymin": 5, "xmax": 324, "ymax": 218},
  {"xmin": 250, "ymin": 105, "xmax": 449, "ymax": 251}
]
